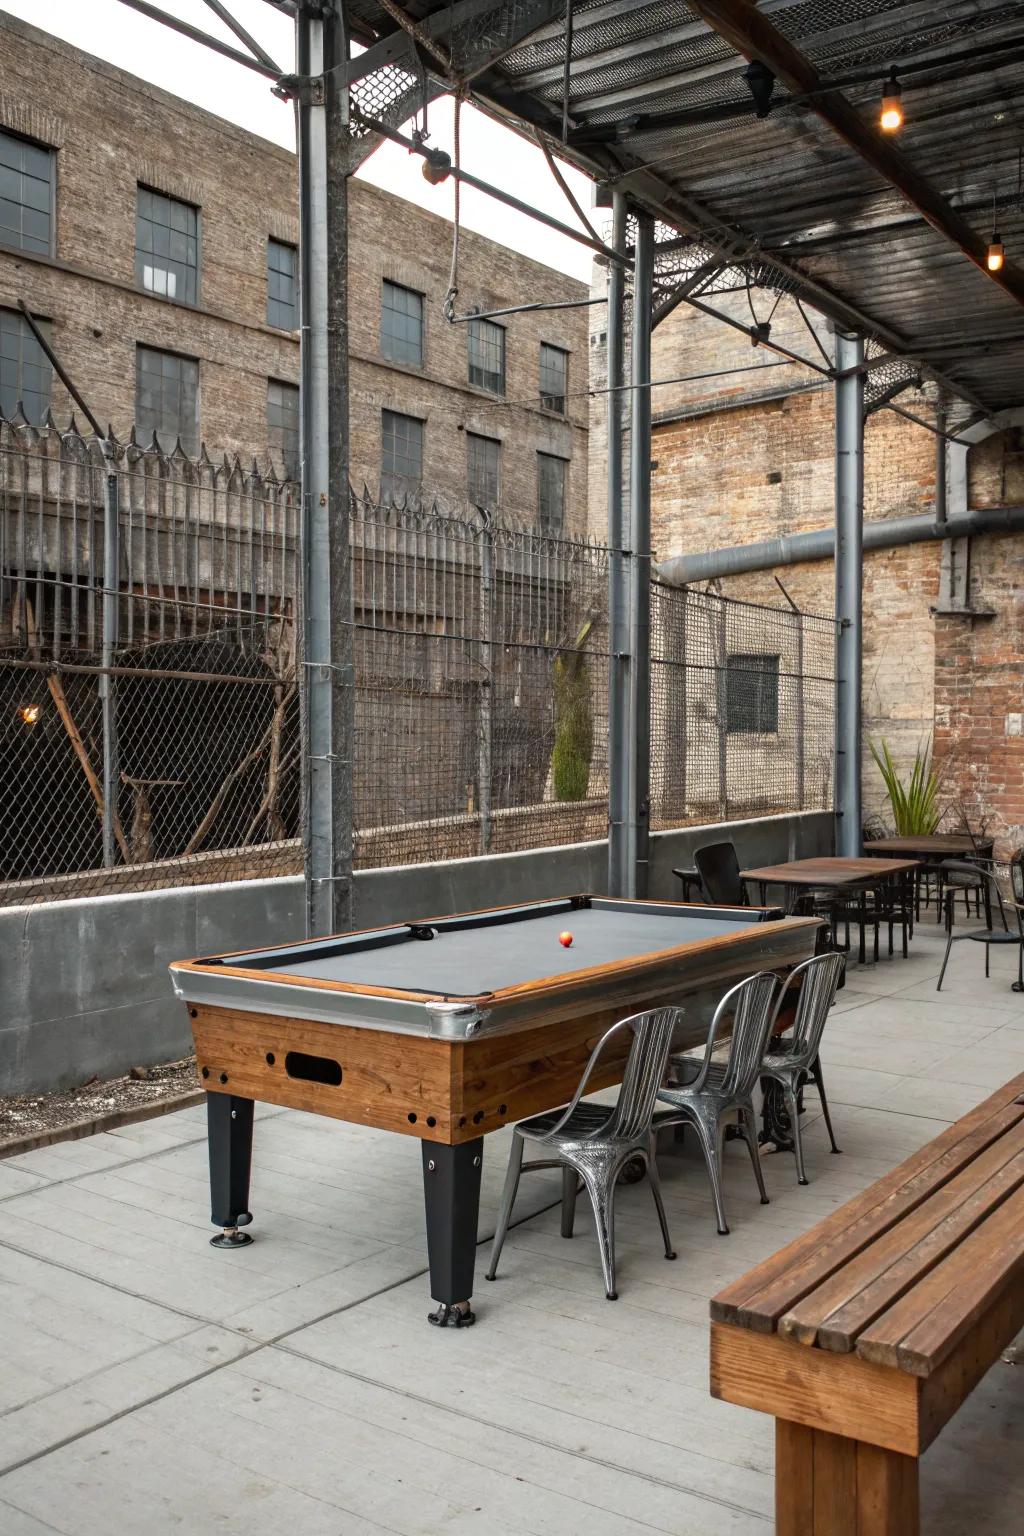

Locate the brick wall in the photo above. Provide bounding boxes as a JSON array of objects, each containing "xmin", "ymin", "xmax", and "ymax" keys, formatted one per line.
[{"xmin": 0, "ymin": 13, "xmax": 587, "ymax": 530}]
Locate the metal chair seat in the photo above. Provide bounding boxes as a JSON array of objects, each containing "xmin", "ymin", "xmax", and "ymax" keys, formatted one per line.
[
  {"xmin": 487, "ymin": 1006, "xmax": 680, "ymax": 1301},
  {"xmin": 657, "ymin": 971, "xmax": 779, "ymax": 1234},
  {"xmin": 516, "ymin": 1100, "xmax": 617, "ymax": 1143}
]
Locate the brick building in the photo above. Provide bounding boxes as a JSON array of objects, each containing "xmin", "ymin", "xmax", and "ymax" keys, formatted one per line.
[
  {"xmin": 0, "ymin": 12, "xmax": 587, "ymax": 532},
  {"xmin": 589, "ymin": 271, "xmax": 1024, "ymax": 852}
]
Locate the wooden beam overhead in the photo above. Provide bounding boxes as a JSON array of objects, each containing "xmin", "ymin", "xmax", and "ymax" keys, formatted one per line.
[{"xmin": 685, "ymin": 0, "xmax": 1024, "ymax": 315}]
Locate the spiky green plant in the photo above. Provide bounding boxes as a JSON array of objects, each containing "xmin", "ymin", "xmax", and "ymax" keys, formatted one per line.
[{"xmin": 868, "ymin": 737, "xmax": 944, "ymax": 835}]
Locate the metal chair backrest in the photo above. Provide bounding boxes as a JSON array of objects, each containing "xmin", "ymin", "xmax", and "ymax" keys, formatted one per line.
[
  {"xmin": 694, "ymin": 841, "xmax": 746, "ymax": 905},
  {"xmin": 712, "ymin": 971, "xmax": 779, "ymax": 1099},
  {"xmin": 769, "ymin": 951, "xmax": 845, "ymax": 1071},
  {"xmin": 604, "ymin": 1006, "xmax": 681, "ymax": 1143},
  {"xmin": 1008, "ymin": 851, "xmax": 1024, "ymax": 933}
]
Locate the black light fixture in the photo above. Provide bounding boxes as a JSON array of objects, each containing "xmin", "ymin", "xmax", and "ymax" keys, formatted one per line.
[
  {"xmin": 743, "ymin": 60, "xmax": 775, "ymax": 119},
  {"xmin": 879, "ymin": 70, "xmax": 903, "ymax": 133}
]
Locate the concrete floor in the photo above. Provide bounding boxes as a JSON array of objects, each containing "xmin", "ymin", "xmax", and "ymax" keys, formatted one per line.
[{"xmin": 1, "ymin": 918, "xmax": 1022, "ymax": 1534}]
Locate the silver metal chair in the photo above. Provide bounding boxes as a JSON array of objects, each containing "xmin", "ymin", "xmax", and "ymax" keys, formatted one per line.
[
  {"xmin": 655, "ymin": 972, "xmax": 778, "ymax": 1235},
  {"xmin": 486, "ymin": 1006, "xmax": 680, "ymax": 1301},
  {"xmin": 758, "ymin": 951, "xmax": 845, "ymax": 1186}
]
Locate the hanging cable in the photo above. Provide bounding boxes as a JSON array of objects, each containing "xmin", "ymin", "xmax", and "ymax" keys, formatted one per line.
[{"xmin": 443, "ymin": 93, "xmax": 464, "ymax": 322}]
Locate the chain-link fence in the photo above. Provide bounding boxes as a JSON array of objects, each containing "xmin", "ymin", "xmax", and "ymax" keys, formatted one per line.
[
  {"xmin": 1, "ymin": 414, "xmax": 835, "ymax": 906},
  {"xmin": 650, "ymin": 583, "xmax": 836, "ymax": 828}
]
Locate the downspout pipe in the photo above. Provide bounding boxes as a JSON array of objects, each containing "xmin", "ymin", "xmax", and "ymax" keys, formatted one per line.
[{"xmin": 656, "ymin": 504, "xmax": 1024, "ymax": 588}]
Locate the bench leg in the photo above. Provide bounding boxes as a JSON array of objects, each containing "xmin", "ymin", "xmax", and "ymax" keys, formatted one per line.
[{"xmin": 776, "ymin": 1421, "xmax": 919, "ymax": 1536}]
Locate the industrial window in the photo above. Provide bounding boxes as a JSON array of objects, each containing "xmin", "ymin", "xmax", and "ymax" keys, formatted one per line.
[
  {"xmin": 468, "ymin": 317, "xmax": 505, "ymax": 395},
  {"xmin": 537, "ymin": 452, "xmax": 567, "ymax": 535},
  {"xmin": 726, "ymin": 653, "xmax": 780, "ymax": 734},
  {"xmin": 381, "ymin": 280, "xmax": 423, "ymax": 366},
  {"xmin": 135, "ymin": 186, "xmax": 199, "ymax": 305},
  {"xmin": 467, "ymin": 432, "xmax": 500, "ymax": 509},
  {"xmin": 267, "ymin": 379, "xmax": 299, "ymax": 480},
  {"xmin": 267, "ymin": 238, "xmax": 298, "ymax": 329},
  {"xmin": 135, "ymin": 344, "xmax": 199, "ymax": 455},
  {"xmin": 539, "ymin": 343, "xmax": 568, "ymax": 413},
  {"xmin": 0, "ymin": 307, "xmax": 52, "ymax": 424},
  {"xmin": 381, "ymin": 409, "xmax": 423, "ymax": 502},
  {"xmin": 0, "ymin": 129, "xmax": 54, "ymax": 256}
]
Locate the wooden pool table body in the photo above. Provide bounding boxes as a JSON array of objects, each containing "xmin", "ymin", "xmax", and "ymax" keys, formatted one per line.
[{"xmin": 171, "ymin": 896, "xmax": 821, "ymax": 1325}]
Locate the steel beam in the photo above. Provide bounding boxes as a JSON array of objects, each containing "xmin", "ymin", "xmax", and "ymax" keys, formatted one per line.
[
  {"xmin": 297, "ymin": 0, "xmax": 354, "ymax": 937},
  {"xmin": 628, "ymin": 211, "xmax": 654, "ymax": 899},
  {"xmin": 606, "ymin": 192, "xmax": 629, "ymax": 897},
  {"xmin": 834, "ymin": 331, "xmax": 864, "ymax": 859}
]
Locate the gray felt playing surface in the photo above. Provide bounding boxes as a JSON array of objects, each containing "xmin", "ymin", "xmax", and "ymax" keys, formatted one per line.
[{"xmin": 273, "ymin": 907, "xmax": 757, "ymax": 996}]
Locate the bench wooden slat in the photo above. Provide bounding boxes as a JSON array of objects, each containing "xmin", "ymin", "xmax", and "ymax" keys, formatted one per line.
[
  {"xmin": 776, "ymin": 1124, "xmax": 1024, "ymax": 1351},
  {"xmin": 855, "ymin": 1181, "xmax": 1024, "ymax": 1375},
  {"xmin": 809, "ymin": 1134, "xmax": 1024, "ymax": 1353},
  {"xmin": 710, "ymin": 1081, "xmax": 1024, "ymax": 1332}
]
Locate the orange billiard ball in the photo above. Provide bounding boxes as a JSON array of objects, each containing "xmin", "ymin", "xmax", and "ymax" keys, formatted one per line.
[{"xmin": 559, "ymin": 930, "xmax": 573, "ymax": 948}]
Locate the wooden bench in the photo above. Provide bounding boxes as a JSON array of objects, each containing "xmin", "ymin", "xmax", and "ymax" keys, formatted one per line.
[{"xmin": 709, "ymin": 1071, "xmax": 1024, "ymax": 1534}]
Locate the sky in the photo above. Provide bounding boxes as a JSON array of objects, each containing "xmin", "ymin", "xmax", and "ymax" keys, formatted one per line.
[{"xmin": 0, "ymin": 0, "xmax": 596, "ymax": 280}]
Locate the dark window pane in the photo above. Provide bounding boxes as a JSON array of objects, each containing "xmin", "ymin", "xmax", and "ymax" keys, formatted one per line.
[
  {"xmin": 0, "ymin": 307, "xmax": 52, "ymax": 424},
  {"xmin": 135, "ymin": 185, "xmax": 199, "ymax": 305},
  {"xmin": 267, "ymin": 237, "xmax": 298, "ymax": 329},
  {"xmin": 381, "ymin": 280, "xmax": 423, "ymax": 366},
  {"xmin": 0, "ymin": 129, "xmax": 53, "ymax": 256},
  {"xmin": 725, "ymin": 653, "xmax": 780, "ymax": 734},
  {"xmin": 380, "ymin": 409, "xmax": 423, "ymax": 503},
  {"xmin": 135, "ymin": 344, "xmax": 199, "ymax": 454},
  {"xmin": 468, "ymin": 317, "xmax": 505, "ymax": 394},
  {"xmin": 537, "ymin": 452, "xmax": 566, "ymax": 535},
  {"xmin": 539, "ymin": 343, "xmax": 568, "ymax": 413},
  {"xmin": 467, "ymin": 433, "xmax": 500, "ymax": 509},
  {"xmin": 267, "ymin": 378, "xmax": 300, "ymax": 480}
]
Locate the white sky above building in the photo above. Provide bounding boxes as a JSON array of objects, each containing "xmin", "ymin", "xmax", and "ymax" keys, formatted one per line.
[{"xmin": 1, "ymin": 0, "xmax": 596, "ymax": 281}]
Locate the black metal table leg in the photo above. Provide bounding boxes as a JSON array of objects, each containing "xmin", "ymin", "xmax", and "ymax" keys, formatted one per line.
[
  {"xmin": 422, "ymin": 1139, "xmax": 484, "ymax": 1327},
  {"xmin": 207, "ymin": 1093, "xmax": 255, "ymax": 1248}
]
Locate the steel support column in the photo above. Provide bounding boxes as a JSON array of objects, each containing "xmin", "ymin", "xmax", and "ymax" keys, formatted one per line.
[
  {"xmin": 606, "ymin": 192, "xmax": 629, "ymax": 895},
  {"xmin": 297, "ymin": 0, "xmax": 355, "ymax": 936},
  {"xmin": 628, "ymin": 211, "xmax": 654, "ymax": 897},
  {"xmin": 833, "ymin": 331, "xmax": 864, "ymax": 857},
  {"xmin": 100, "ymin": 442, "xmax": 120, "ymax": 868}
]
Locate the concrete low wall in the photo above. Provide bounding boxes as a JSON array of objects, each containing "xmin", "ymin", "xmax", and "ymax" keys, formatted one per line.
[{"xmin": 1, "ymin": 809, "xmax": 832, "ymax": 1096}]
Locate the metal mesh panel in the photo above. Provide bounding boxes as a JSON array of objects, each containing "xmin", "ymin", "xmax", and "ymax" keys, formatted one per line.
[
  {"xmin": 650, "ymin": 584, "xmax": 837, "ymax": 829},
  {"xmin": 0, "ymin": 415, "xmax": 300, "ymax": 905},
  {"xmin": 349, "ymin": 493, "xmax": 612, "ymax": 867}
]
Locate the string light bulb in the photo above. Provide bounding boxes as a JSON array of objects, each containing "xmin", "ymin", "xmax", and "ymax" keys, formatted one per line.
[
  {"xmin": 879, "ymin": 72, "xmax": 903, "ymax": 133},
  {"xmin": 987, "ymin": 233, "xmax": 1005, "ymax": 273},
  {"xmin": 18, "ymin": 703, "xmax": 41, "ymax": 726}
]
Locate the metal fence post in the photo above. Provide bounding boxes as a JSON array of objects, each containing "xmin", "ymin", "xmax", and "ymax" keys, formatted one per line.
[
  {"xmin": 606, "ymin": 192, "xmax": 629, "ymax": 896},
  {"xmin": 796, "ymin": 611, "xmax": 806, "ymax": 810},
  {"xmin": 834, "ymin": 330, "xmax": 864, "ymax": 856},
  {"xmin": 627, "ymin": 209, "xmax": 654, "ymax": 899},
  {"xmin": 297, "ymin": 0, "xmax": 355, "ymax": 936},
  {"xmin": 100, "ymin": 439, "xmax": 120, "ymax": 867},
  {"xmin": 477, "ymin": 510, "xmax": 493, "ymax": 854},
  {"xmin": 717, "ymin": 598, "xmax": 728, "ymax": 821}
]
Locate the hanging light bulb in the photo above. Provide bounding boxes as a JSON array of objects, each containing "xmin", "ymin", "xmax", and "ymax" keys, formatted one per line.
[
  {"xmin": 18, "ymin": 703, "xmax": 41, "ymax": 726},
  {"xmin": 987, "ymin": 184, "xmax": 1005, "ymax": 272},
  {"xmin": 879, "ymin": 72, "xmax": 903, "ymax": 133}
]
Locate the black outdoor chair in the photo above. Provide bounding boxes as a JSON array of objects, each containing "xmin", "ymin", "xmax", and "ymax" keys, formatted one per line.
[
  {"xmin": 936, "ymin": 853, "xmax": 1024, "ymax": 992},
  {"xmin": 693, "ymin": 841, "xmax": 748, "ymax": 906}
]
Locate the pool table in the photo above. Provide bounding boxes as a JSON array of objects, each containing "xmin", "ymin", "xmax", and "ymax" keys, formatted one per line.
[{"xmin": 170, "ymin": 895, "xmax": 820, "ymax": 1326}]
